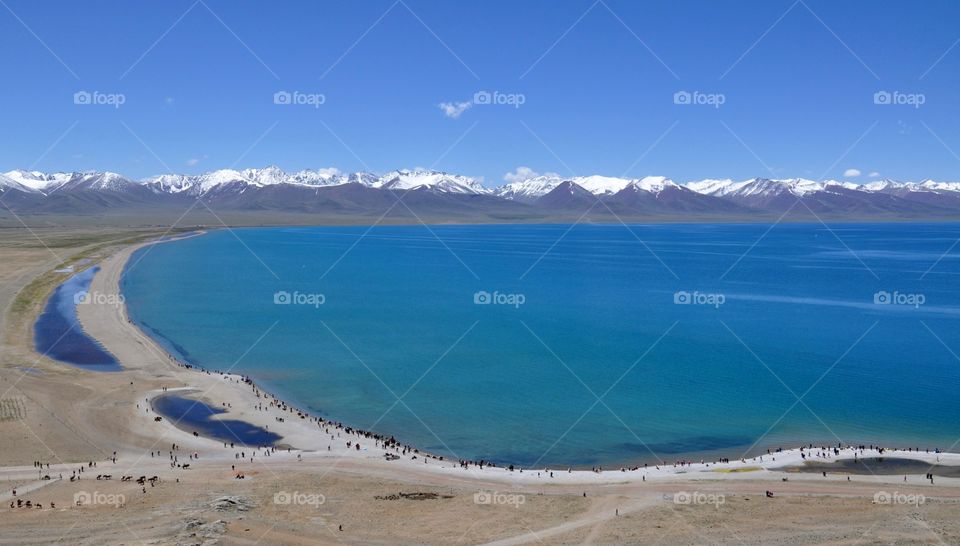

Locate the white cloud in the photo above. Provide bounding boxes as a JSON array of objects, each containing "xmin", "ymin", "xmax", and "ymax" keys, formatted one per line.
[
  {"xmin": 868, "ymin": 171, "xmax": 880, "ymax": 177},
  {"xmin": 503, "ymin": 166, "xmax": 560, "ymax": 183},
  {"xmin": 438, "ymin": 100, "xmax": 472, "ymax": 119},
  {"xmin": 316, "ymin": 167, "xmax": 341, "ymax": 177},
  {"xmin": 843, "ymin": 168, "xmax": 861, "ymax": 177},
  {"xmin": 186, "ymin": 154, "xmax": 210, "ymax": 167}
]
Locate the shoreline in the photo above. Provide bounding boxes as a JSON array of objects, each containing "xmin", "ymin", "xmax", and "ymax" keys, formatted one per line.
[{"xmin": 69, "ymin": 231, "xmax": 960, "ymax": 485}]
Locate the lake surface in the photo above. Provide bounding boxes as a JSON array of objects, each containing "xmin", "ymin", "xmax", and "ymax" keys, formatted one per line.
[
  {"xmin": 35, "ymin": 267, "xmax": 121, "ymax": 372},
  {"xmin": 121, "ymin": 223, "xmax": 960, "ymax": 467},
  {"xmin": 152, "ymin": 395, "xmax": 282, "ymax": 447}
]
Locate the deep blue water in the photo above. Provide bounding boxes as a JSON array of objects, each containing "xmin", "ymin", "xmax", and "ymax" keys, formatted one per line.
[
  {"xmin": 121, "ymin": 224, "xmax": 960, "ymax": 467},
  {"xmin": 34, "ymin": 267, "xmax": 121, "ymax": 372},
  {"xmin": 152, "ymin": 395, "xmax": 282, "ymax": 447}
]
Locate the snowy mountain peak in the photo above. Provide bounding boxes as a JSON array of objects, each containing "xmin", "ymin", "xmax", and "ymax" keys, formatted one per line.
[
  {"xmin": 347, "ymin": 172, "xmax": 378, "ymax": 186},
  {"xmin": 685, "ymin": 178, "xmax": 756, "ymax": 197},
  {"xmin": 80, "ymin": 171, "xmax": 132, "ymax": 191},
  {"xmin": 241, "ymin": 166, "xmax": 287, "ymax": 186},
  {"xmin": 863, "ymin": 180, "xmax": 897, "ymax": 192},
  {"xmin": 571, "ymin": 175, "xmax": 632, "ymax": 196},
  {"xmin": 145, "ymin": 174, "xmax": 195, "ymax": 194},
  {"xmin": 286, "ymin": 168, "xmax": 345, "ymax": 187},
  {"xmin": 4, "ymin": 170, "xmax": 69, "ymax": 192},
  {"xmin": 919, "ymin": 179, "xmax": 960, "ymax": 192},
  {"xmin": 785, "ymin": 178, "xmax": 826, "ymax": 196},
  {"xmin": 686, "ymin": 178, "xmax": 734, "ymax": 193},
  {"xmin": 684, "ymin": 177, "xmax": 832, "ymax": 198},
  {"xmin": 821, "ymin": 180, "xmax": 861, "ymax": 191},
  {"xmin": 493, "ymin": 175, "xmax": 564, "ymax": 201},
  {"xmin": 0, "ymin": 173, "xmax": 40, "ymax": 193},
  {"xmin": 376, "ymin": 170, "xmax": 488, "ymax": 194},
  {"xmin": 628, "ymin": 175, "xmax": 678, "ymax": 194}
]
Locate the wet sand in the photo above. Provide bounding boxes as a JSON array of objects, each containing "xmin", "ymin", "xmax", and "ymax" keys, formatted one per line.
[{"xmin": 786, "ymin": 457, "xmax": 960, "ymax": 478}]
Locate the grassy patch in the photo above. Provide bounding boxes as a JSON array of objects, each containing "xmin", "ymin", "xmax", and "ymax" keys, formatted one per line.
[{"xmin": 5, "ymin": 228, "xmax": 195, "ymax": 347}]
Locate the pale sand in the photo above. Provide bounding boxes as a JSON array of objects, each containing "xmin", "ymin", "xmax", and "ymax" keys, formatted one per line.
[{"xmin": 0, "ymin": 228, "xmax": 959, "ymax": 545}]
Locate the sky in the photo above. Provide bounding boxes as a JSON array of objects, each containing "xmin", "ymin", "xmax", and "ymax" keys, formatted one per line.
[{"xmin": 2, "ymin": 0, "xmax": 960, "ymax": 186}]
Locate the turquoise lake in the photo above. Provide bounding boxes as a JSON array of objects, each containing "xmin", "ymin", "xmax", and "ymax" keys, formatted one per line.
[{"xmin": 120, "ymin": 223, "xmax": 960, "ymax": 467}]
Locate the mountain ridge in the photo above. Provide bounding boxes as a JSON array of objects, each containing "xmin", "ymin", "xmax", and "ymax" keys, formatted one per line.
[{"xmin": 3, "ymin": 167, "xmax": 960, "ymax": 219}]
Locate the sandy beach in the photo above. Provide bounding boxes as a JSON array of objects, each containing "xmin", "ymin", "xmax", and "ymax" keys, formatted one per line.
[{"xmin": 1, "ymin": 228, "xmax": 959, "ymax": 544}]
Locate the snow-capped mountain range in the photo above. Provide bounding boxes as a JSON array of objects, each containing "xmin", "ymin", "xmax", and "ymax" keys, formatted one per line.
[
  {"xmin": 1, "ymin": 167, "xmax": 488, "ymax": 196},
  {"xmin": 2, "ymin": 166, "xmax": 960, "ymax": 219}
]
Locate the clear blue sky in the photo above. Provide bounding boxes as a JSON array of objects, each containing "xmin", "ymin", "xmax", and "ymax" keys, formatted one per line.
[{"xmin": 3, "ymin": 0, "xmax": 960, "ymax": 185}]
